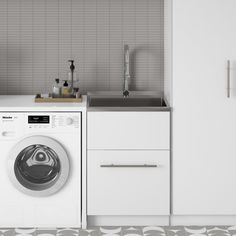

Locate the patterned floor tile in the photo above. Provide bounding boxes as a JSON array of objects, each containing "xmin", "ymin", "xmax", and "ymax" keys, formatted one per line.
[
  {"xmin": 226, "ymin": 226, "xmax": 236, "ymax": 236},
  {"xmin": 36, "ymin": 228, "xmax": 57, "ymax": 236},
  {"xmin": 1, "ymin": 226, "xmax": 236, "ymax": 236},
  {"xmin": 206, "ymin": 227, "xmax": 230, "ymax": 236},
  {"xmin": 184, "ymin": 226, "xmax": 207, "ymax": 236},
  {"xmin": 15, "ymin": 228, "xmax": 36, "ymax": 236},
  {"xmin": 100, "ymin": 226, "xmax": 122, "ymax": 236},
  {"xmin": 122, "ymin": 226, "xmax": 142, "ymax": 236},
  {"xmin": 142, "ymin": 226, "xmax": 165, "ymax": 236},
  {"xmin": 79, "ymin": 227, "xmax": 100, "ymax": 236},
  {"xmin": 0, "ymin": 229, "xmax": 15, "ymax": 236},
  {"xmin": 164, "ymin": 226, "xmax": 186, "ymax": 236},
  {"xmin": 57, "ymin": 228, "xmax": 79, "ymax": 236}
]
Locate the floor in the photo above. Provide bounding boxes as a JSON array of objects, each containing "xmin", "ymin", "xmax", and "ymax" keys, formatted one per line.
[{"xmin": 0, "ymin": 227, "xmax": 235, "ymax": 236}]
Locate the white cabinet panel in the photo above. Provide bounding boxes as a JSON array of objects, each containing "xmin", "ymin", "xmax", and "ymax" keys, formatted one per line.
[
  {"xmin": 88, "ymin": 112, "xmax": 170, "ymax": 150},
  {"xmin": 88, "ymin": 150, "xmax": 170, "ymax": 215},
  {"xmin": 173, "ymin": 0, "xmax": 236, "ymax": 214}
]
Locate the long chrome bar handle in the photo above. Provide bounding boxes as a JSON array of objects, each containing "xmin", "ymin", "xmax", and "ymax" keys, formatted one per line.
[
  {"xmin": 227, "ymin": 60, "xmax": 231, "ymax": 98},
  {"xmin": 100, "ymin": 164, "xmax": 158, "ymax": 168}
]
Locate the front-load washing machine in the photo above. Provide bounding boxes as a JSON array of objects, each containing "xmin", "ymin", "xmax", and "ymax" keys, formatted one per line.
[{"xmin": 0, "ymin": 112, "xmax": 81, "ymax": 227}]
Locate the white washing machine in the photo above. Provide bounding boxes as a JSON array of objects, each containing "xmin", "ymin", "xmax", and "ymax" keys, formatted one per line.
[{"xmin": 0, "ymin": 112, "xmax": 81, "ymax": 227}]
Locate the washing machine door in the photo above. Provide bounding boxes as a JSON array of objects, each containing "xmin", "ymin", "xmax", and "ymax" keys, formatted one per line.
[{"xmin": 8, "ymin": 135, "xmax": 69, "ymax": 197}]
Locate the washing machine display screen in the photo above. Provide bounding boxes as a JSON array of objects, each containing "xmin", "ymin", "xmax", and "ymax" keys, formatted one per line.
[
  {"xmin": 14, "ymin": 144, "xmax": 61, "ymax": 190},
  {"xmin": 28, "ymin": 116, "xmax": 50, "ymax": 124}
]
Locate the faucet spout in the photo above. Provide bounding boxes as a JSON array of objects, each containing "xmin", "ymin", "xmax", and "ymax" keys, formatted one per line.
[{"xmin": 123, "ymin": 44, "xmax": 130, "ymax": 97}]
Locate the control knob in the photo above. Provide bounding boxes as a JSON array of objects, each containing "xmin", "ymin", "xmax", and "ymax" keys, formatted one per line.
[{"xmin": 66, "ymin": 117, "xmax": 74, "ymax": 125}]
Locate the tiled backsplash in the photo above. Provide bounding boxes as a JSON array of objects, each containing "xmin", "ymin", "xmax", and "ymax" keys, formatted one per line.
[{"xmin": 0, "ymin": 0, "xmax": 164, "ymax": 95}]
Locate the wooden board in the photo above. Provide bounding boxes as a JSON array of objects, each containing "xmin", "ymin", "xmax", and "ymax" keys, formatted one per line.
[{"xmin": 35, "ymin": 96, "xmax": 82, "ymax": 103}]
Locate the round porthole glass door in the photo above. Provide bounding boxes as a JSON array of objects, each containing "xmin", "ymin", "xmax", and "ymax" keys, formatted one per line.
[{"xmin": 8, "ymin": 136, "xmax": 70, "ymax": 197}]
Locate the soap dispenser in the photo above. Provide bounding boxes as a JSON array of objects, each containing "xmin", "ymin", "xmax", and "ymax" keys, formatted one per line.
[{"xmin": 62, "ymin": 80, "xmax": 70, "ymax": 97}]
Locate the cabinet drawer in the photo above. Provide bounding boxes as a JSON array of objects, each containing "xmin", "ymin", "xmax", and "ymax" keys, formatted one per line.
[
  {"xmin": 87, "ymin": 112, "xmax": 170, "ymax": 149},
  {"xmin": 88, "ymin": 150, "xmax": 170, "ymax": 215}
]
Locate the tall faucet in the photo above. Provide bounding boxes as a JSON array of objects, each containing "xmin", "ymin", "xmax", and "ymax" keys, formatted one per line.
[
  {"xmin": 123, "ymin": 44, "xmax": 130, "ymax": 97},
  {"xmin": 68, "ymin": 60, "xmax": 75, "ymax": 93}
]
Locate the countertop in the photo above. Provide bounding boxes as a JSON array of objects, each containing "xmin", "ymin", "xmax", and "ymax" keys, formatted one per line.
[{"xmin": 0, "ymin": 95, "xmax": 87, "ymax": 111}]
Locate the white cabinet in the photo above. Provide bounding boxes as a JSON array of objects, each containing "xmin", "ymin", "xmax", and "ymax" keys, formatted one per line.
[
  {"xmin": 87, "ymin": 111, "xmax": 170, "ymax": 217},
  {"xmin": 172, "ymin": 0, "xmax": 236, "ymax": 215},
  {"xmin": 88, "ymin": 112, "xmax": 170, "ymax": 150},
  {"xmin": 88, "ymin": 150, "xmax": 170, "ymax": 215}
]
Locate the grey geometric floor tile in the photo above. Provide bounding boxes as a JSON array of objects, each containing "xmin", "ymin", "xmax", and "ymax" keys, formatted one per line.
[
  {"xmin": 123, "ymin": 226, "xmax": 142, "ymax": 236},
  {"xmin": 79, "ymin": 227, "xmax": 100, "ymax": 236},
  {"xmin": 0, "ymin": 229, "xmax": 15, "ymax": 236},
  {"xmin": 57, "ymin": 228, "xmax": 79, "ymax": 236},
  {"xmin": 226, "ymin": 226, "xmax": 236, "ymax": 236},
  {"xmin": 206, "ymin": 226, "xmax": 230, "ymax": 236},
  {"xmin": 15, "ymin": 228, "xmax": 36, "ymax": 236},
  {"xmin": 36, "ymin": 228, "xmax": 57, "ymax": 236},
  {"xmin": 1, "ymin": 226, "xmax": 236, "ymax": 236},
  {"xmin": 142, "ymin": 226, "xmax": 165, "ymax": 236},
  {"xmin": 100, "ymin": 226, "xmax": 122, "ymax": 236},
  {"xmin": 184, "ymin": 226, "xmax": 207, "ymax": 236},
  {"xmin": 164, "ymin": 226, "xmax": 186, "ymax": 236}
]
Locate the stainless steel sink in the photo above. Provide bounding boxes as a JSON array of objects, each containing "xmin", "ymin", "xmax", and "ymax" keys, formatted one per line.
[
  {"xmin": 87, "ymin": 91, "xmax": 170, "ymax": 111},
  {"xmin": 89, "ymin": 96, "xmax": 166, "ymax": 107}
]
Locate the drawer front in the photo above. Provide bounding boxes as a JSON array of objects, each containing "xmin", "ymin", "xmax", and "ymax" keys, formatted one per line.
[
  {"xmin": 88, "ymin": 150, "xmax": 170, "ymax": 215},
  {"xmin": 87, "ymin": 112, "xmax": 170, "ymax": 150}
]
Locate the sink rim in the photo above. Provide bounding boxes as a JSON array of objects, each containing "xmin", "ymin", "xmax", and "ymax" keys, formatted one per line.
[
  {"xmin": 87, "ymin": 91, "xmax": 171, "ymax": 111},
  {"xmin": 87, "ymin": 90, "xmax": 164, "ymax": 98}
]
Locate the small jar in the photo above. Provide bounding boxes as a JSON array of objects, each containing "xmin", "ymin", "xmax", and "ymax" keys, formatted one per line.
[
  {"xmin": 73, "ymin": 87, "xmax": 80, "ymax": 98},
  {"xmin": 52, "ymin": 78, "xmax": 61, "ymax": 97}
]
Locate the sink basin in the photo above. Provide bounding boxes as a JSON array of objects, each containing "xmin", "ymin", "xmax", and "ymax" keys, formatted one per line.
[
  {"xmin": 89, "ymin": 97, "xmax": 166, "ymax": 107},
  {"xmin": 87, "ymin": 91, "xmax": 170, "ymax": 111}
]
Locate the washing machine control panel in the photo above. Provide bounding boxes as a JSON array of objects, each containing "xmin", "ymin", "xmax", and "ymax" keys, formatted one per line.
[
  {"xmin": 0, "ymin": 112, "xmax": 81, "ymax": 141},
  {"xmin": 0, "ymin": 112, "xmax": 81, "ymax": 139},
  {"xmin": 27, "ymin": 113, "xmax": 80, "ymax": 131},
  {"xmin": 28, "ymin": 115, "xmax": 50, "ymax": 124}
]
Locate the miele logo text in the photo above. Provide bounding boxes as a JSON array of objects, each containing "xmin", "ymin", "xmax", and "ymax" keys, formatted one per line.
[{"xmin": 2, "ymin": 116, "xmax": 13, "ymax": 119}]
